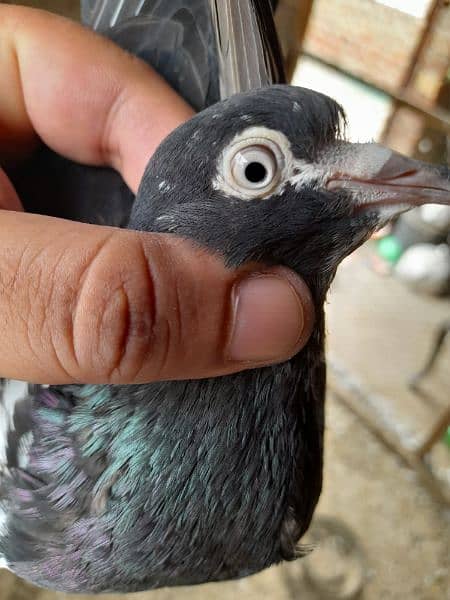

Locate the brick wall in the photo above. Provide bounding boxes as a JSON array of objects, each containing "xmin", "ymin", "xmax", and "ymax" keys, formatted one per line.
[{"xmin": 302, "ymin": 0, "xmax": 448, "ymax": 97}]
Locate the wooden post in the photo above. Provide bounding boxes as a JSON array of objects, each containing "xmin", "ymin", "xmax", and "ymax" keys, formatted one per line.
[
  {"xmin": 381, "ymin": 0, "xmax": 446, "ymax": 146},
  {"xmin": 275, "ymin": 0, "xmax": 315, "ymax": 80}
]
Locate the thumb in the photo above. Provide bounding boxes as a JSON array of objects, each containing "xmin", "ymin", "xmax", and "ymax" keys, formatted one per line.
[{"xmin": 0, "ymin": 211, "xmax": 314, "ymax": 384}]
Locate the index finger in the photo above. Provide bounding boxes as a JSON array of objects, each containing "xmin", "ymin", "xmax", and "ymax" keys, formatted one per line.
[{"xmin": 0, "ymin": 5, "xmax": 194, "ymax": 191}]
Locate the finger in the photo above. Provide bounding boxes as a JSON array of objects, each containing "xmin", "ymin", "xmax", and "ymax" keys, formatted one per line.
[
  {"xmin": 0, "ymin": 167, "xmax": 23, "ymax": 211},
  {"xmin": 0, "ymin": 6, "xmax": 194, "ymax": 190},
  {"xmin": 0, "ymin": 211, "xmax": 313, "ymax": 384}
]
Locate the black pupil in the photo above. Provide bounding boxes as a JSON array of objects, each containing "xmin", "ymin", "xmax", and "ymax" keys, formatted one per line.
[{"xmin": 245, "ymin": 162, "xmax": 267, "ymax": 184}]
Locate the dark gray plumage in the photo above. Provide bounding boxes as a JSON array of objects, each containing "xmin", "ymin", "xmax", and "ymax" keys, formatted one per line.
[
  {"xmin": 11, "ymin": 0, "xmax": 218, "ymax": 225},
  {"xmin": 12, "ymin": 0, "xmax": 284, "ymax": 225},
  {"xmin": 1, "ymin": 0, "xmax": 449, "ymax": 594},
  {"xmin": 82, "ymin": 0, "xmax": 284, "ymax": 103}
]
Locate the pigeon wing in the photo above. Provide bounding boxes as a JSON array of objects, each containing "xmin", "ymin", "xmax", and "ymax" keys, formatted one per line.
[
  {"xmin": 209, "ymin": 0, "xmax": 285, "ymax": 98},
  {"xmin": 80, "ymin": 0, "xmax": 285, "ymax": 105},
  {"xmin": 81, "ymin": 0, "xmax": 219, "ymax": 110}
]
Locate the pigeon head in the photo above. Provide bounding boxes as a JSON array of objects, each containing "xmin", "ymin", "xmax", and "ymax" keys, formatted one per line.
[{"xmin": 131, "ymin": 85, "xmax": 449, "ymax": 297}]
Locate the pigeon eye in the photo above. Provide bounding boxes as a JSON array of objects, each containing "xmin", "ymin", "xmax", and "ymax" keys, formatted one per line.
[
  {"xmin": 216, "ymin": 128, "xmax": 290, "ymax": 200},
  {"xmin": 231, "ymin": 146, "xmax": 277, "ymax": 190}
]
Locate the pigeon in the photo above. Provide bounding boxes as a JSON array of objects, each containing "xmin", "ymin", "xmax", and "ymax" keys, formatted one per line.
[{"xmin": 1, "ymin": 0, "xmax": 450, "ymax": 594}]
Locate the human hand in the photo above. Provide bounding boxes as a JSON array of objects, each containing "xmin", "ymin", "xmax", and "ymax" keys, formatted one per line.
[{"xmin": 0, "ymin": 5, "xmax": 314, "ymax": 385}]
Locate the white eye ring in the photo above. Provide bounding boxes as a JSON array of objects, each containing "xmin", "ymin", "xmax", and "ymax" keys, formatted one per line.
[
  {"xmin": 231, "ymin": 145, "xmax": 277, "ymax": 191},
  {"xmin": 221, "ymin": 136, "xmax": 286, "ymax": 199}
]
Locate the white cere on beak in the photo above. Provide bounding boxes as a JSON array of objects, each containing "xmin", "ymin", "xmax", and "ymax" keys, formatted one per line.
[
  {"xmin": 332, "ymin": 142, "xmax": 393, "ymax": 178},
  {"xmin": 292, "ymin": 143, "xmax": 394, "ymax": 193}
]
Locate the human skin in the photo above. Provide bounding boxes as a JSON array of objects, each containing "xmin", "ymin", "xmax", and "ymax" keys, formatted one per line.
[{"xmin": 0, "ymin": 5, "xmax": 314, "ymax": 385}]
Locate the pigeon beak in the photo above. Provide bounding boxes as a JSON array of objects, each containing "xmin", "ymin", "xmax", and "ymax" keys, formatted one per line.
[{"xmin": 326, "ymin": 144, "xmax": 450, "ymax": 217}]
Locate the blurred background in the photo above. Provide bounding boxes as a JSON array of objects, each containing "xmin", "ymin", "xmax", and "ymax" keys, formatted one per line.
[{"xmin": 2, "ymin": 1, "xmax": 449, "ymax": 599}]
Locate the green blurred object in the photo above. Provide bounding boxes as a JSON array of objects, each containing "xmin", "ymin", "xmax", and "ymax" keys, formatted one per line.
[
  {"xmin": 444, "ymin": 427, "xmax": 450, "ymax": 450},
  {"xmin": 377, "ymin": 235, "xmax": 403, "ymax": 264}
]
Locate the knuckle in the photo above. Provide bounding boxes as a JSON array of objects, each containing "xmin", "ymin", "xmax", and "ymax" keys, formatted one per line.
[{"xmin": 71, "ymin": 233, "xmax": 159, "ymax": 383}]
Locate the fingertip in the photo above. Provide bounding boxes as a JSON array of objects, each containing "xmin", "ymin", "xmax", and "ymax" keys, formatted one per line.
[
  {"xmin": 272, "ymin": 266, "xmax": 316, "ymax": 353},
  {"xmin": 227, "ymin": 266, "xmax": 315, "ymax": 366}
]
